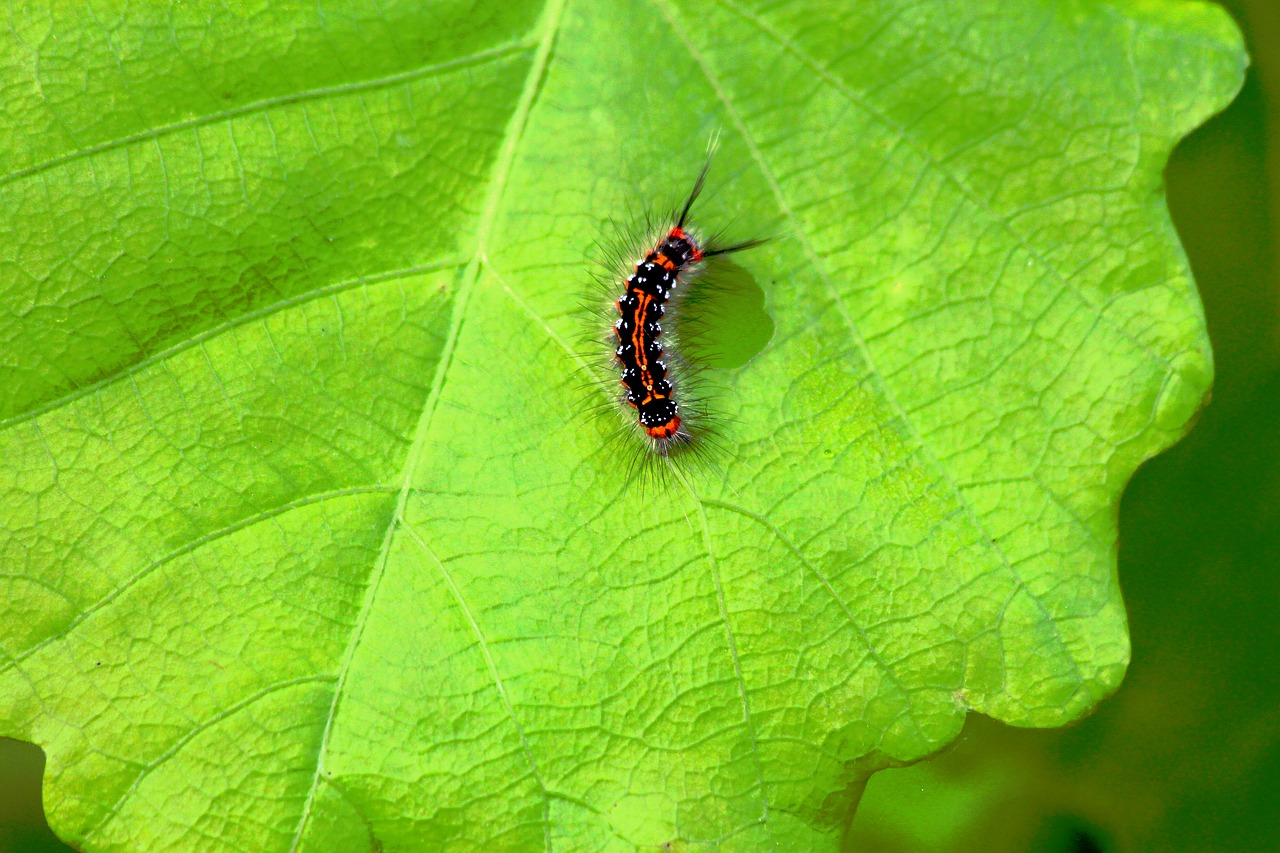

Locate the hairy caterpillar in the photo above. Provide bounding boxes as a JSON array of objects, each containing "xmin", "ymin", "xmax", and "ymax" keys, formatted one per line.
[{"xmin": 587, "ymin": 152, "xmax": 764, "ymax": 481}]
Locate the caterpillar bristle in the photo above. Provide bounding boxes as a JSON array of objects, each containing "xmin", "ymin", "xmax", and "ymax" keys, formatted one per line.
[{"xmin": 576, "ymin": 142, "xmax": 762, "ymax": 492}]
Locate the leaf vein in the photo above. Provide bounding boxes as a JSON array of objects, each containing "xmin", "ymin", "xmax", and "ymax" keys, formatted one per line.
[
  {"xmin": 714, "ymin": 0, "xmax": 1178, "ymax": 375},
  {"xmin": 286, "ymin": 1, "xmax": 566, "ymax": 847},
  {"xmin": 0, "ymin": 485, "xmax": 397, "ymax": 677},
  {"xmin": 663, "ymin": 0, "xmax": 1090, "ymax": 701},
  {"xmin": 0, "ymin": 40, "xmax": 536, "ymax": 190},
  {"xmin": 0, "ymin": 259, "xmax": 465, "ymax": 433},
  {"xmin": 676, "ymin": 471, "xmax": 772, "ymax": 836},
  {"xmin": 402, "ymin": 519, "xmax": 552, "ymax": 846},
  {"xmin": 86, "ymin": 674, "xmax": 337, "ymax": 843}
]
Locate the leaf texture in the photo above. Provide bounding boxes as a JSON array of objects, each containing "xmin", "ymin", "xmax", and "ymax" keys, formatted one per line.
[{"xmin": 0, "ymin": 0, "xmax": 1245, "ymax": 850}]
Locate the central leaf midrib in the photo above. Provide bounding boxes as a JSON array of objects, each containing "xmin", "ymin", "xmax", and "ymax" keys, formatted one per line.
[{"xmin": 286, "ymin": 0, "xmax": 567, "ymax": 847}]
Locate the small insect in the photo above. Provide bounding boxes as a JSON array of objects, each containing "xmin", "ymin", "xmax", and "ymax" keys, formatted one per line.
[{"xmin": 595, "ymin": 149, "xmax": 764, "ymax": 474}]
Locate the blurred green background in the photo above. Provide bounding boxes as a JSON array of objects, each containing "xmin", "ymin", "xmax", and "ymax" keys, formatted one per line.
[{"xmin": 2, "ymin": 1, "xmax": 1276, "ymax": 851}]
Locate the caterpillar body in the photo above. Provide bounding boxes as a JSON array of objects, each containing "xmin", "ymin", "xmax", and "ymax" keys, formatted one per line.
[{"xmin": 602, "ymin": 155, "xmax": 764, "ymax": 466}]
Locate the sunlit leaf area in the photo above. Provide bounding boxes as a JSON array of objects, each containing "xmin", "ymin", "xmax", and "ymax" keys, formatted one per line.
[{"xmin": 1, "ymin": 1, "xmax": 1270, "ymax": 851}]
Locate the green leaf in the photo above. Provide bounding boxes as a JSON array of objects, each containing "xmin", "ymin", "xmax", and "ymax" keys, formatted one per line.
[
  {"xmin": 848, "ymin": 52, "xmax": 1280, "ymax": 852},
  {"xmin": 0, "ymin": 0, "xmax": 1244, "ymax": 850}
]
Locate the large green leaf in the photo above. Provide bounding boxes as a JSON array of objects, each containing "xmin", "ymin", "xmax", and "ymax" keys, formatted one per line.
[{"xmin": 0, "ymin": 0, "xmax": 1244, "ymax": 850}]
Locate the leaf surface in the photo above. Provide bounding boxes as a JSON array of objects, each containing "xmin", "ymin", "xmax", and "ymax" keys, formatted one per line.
[{"xmin": 0, "ymin": 0, "xmax": 1244, "ymax": 850}]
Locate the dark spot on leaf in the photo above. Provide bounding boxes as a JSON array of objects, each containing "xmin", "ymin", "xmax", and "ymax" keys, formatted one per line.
[{"xmin": 677, "ymin": 257, "xmax": 772, "ymax": 369}]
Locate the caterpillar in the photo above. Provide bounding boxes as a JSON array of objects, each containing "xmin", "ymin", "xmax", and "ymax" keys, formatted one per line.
[{"xmin": 597, "ymin": 153, "xmax": 764, "ymax": 473}]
